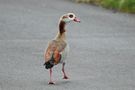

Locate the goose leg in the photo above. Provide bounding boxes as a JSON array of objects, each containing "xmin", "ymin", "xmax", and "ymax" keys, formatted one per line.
[
  {"xmin": 62, "ymin": 63, "xmax": 69, "ymax": 79},
  {"xmin": 48, "ymin": 68, "xmax": 55, "ymax": 84}
]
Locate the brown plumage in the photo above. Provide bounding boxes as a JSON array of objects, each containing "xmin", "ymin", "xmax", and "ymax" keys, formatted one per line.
[
  {"xmin": 45, "ymin": 39, "xmax": 67, "ymax": 65},
  {"xmin": 44, "ymin": 13, "xmax": 80, "ymax": 85},
  {"xmin": 59, "ymin": 21, "xmax": 66, "ymax": 35}
]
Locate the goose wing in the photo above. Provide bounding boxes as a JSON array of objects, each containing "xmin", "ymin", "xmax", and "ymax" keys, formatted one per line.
[{"xmin": 44, "ymin": 40, "xmax": 67, "ymax": 64}]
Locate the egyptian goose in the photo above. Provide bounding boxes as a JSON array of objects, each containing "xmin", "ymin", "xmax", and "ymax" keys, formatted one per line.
[{"xmin": 44, "ymin": 13, "xmax": 80, "ymax": 84}]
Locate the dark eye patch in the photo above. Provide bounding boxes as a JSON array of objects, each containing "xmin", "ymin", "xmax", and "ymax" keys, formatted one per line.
[{"xmin": 69, "ymin": 14, "xmax": 73, "ymax": 18}]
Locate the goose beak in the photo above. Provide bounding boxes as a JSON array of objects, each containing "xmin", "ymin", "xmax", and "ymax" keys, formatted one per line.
[{"xmin": 73, "ymin": 17, "xmax": 80, "ymax": 23}]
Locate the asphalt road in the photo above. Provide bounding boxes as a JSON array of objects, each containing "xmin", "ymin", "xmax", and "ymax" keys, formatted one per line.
[{"xmin": 0, "ymin": 0, "xmax": 135, "ymax": 90}]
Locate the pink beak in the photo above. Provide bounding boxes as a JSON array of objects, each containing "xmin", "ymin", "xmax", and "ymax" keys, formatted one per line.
[{"xmin": 74, "ymin": 17, "xmax": 81, "ymax": 23}]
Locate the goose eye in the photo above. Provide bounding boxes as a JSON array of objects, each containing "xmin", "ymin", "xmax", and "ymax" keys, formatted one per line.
[{"xmin": 69, "ymin": 14, "xmax": 73, "ymax": 18}]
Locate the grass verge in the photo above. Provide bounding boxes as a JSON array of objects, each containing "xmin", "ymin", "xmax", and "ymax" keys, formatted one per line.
[{"xmin": 75, "ymin": 0, "xmax": 135, "ymax": 13}]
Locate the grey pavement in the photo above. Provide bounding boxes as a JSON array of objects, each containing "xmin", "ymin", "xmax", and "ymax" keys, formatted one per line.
[{"xmin": 0, "ymin": 0, "xmax": 135, "ymax": 90}]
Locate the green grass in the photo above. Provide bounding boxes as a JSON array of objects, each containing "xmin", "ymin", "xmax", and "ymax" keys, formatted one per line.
[
  {"xmin": 101, "ymin": 0, "xmax": 120, "ymax": 9},
  {"xmin": 119, "ymin": 0, "xmax": 135, "ymax": 13},
  {"xmin": 75, "ymin": 0, "xmax": 135, "ymax": 13}
]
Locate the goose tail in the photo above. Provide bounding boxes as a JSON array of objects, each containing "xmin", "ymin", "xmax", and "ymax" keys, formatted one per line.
[{"xmin": 44, "ymin": 53, "xmax": 55, "ymax": 69}]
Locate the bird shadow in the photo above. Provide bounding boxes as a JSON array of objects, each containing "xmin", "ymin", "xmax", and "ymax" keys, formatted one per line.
[
  {"xmin": 55, "ymin": 80, "xmax": 71, "ymax": 86},
  {"xmin": 39, "ymin": 79, "xmax": 71, "ymax": 86}
]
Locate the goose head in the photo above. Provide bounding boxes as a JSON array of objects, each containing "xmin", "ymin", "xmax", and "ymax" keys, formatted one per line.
[{"xmin": 60, "ymin": 13, "xmax": 80, "ymax": 23}]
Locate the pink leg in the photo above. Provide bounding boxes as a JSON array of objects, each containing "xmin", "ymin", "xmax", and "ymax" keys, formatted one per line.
[
  {"xmin": 48, "ymin": 68, "xmax": 55, "ymax": 85},
  {"xmin": 62, "ymin": 63, "xmax": 69, "ymax": 79}
]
